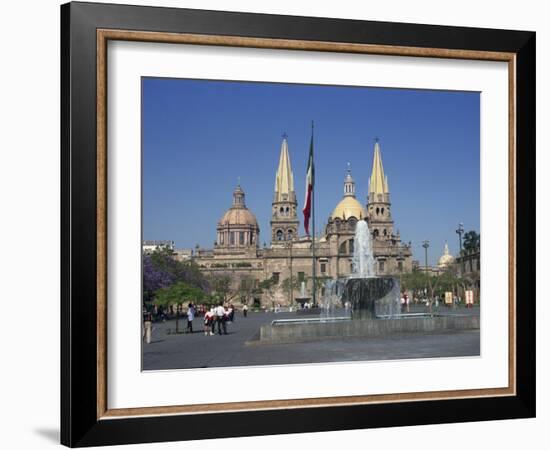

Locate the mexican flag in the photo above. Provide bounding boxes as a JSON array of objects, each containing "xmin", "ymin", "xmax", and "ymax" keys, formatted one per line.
[{"xmin": 303, "ymin": 132, "xmax": 314, "ymax": 235}]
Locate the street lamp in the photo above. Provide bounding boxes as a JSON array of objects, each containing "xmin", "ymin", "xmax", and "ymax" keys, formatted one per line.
[
  {"xmin": 456, "ymin": 222, "xmax": 464, "ymax": 254},
  {"xmin": 422, "ymin": 240, "xmax": 430, "ymax": 274},
  {"xmin": 286, "ymin": 240, "xmax": 294, "ymax": 304}
]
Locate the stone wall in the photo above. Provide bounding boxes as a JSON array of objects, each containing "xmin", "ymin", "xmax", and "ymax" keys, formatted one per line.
[{"xmin": 259, "ymin": 314, "xmax": 480, "ymax": 344}]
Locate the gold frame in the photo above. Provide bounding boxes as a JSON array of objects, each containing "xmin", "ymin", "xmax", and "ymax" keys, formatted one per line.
[{"xmin": 96, "ymin": 29, "xmax": 516, "ymax": 420}]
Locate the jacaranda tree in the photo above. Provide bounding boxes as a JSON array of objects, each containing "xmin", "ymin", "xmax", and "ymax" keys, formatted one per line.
[{"xmin": 143, "ymin": 246, "xmax": 208, "ymax": 306}]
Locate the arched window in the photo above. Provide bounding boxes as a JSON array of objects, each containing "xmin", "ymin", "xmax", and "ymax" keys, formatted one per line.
[
  {"xmin": 376, "ymin": 207, "xmax": 380, "ymax": 215},
  {"xmin": 339, "ymin": 241, "xmax": 347, "ymax": 254},
  {"xmin": 285, "ymin": 207, "xmax": 289, "ymax": 216},
  {"xmin": 381, "ymin": 207, "xmax": 385, "ymax": 215},
  {"xmin": 383, "ymin": 229, "xmax": 387, "ymax": 236},
  {"xmin": 280, "ymin": 207, "xmax": 284, "ymax": 215},
  {"xmin": 220, "ymin": 233, "xmax": 224, "ymax": 245},
  {"xmin": 276, "ymin": 230, "xmax": 283, "ymax": 241},
  {"xmin": 287, "ymin": 230, "xmax": 293, "ymax": 240},
  {"xmin": 348, "ymin": 238, "xmax": 355, "ymax": 254},
  {"xmin": 373, "ymin": 229, "xmax": 379, "ymax": 238}
]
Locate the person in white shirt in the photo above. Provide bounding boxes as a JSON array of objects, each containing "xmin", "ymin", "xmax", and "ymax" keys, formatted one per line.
[
  {"xmin": 186, "ymin": 303, "xmax": 195, "ymax": 333},
  {"xmin": 215, "ymin": 303, "xmax": 227, "ymax": 335}
]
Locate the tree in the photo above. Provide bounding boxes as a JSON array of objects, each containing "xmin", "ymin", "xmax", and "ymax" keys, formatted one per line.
[
  {"xmin": 237, "ymin": 275, "xmax": 260, "ymax": 306},
  {"xmin": 433, "ymin": 271, "xmax": 457, "ymax": 298},
  {"xmin": 280, "ymin": 276, "xmax": 301, "ymax": 303},
  {"xmin": 400, "ymin": 270, "xmax": 430, "ymax": 300},
  {"xmin": 207, "ymin": 273, "xmax": 239, "ymax": 305},
  {"xmin": 308, "ymin": 275, "xmax": 331, "ymax": 305},
  {"xmin": 463, "ymin": 230, "xmax": 480, "ymax": 253},
  {"xmin": 143, "ymin": 247, "xmax": 209, "ymax": 306},
  {"xmin": 258, "ymin": 276, "xmax": 278, "ymax": 307},
  {"xmin": 153, "ymin": 282, "xmax": 205, "ymax": 333},
  {"xmin": 143, "ymin": 254, "xmax": 174, "ymax": 303}
]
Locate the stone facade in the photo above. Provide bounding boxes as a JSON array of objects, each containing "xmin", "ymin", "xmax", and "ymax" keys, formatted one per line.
[{"xmin": 195, "ymin": 138, "xmax": 413, "ymax": 306}]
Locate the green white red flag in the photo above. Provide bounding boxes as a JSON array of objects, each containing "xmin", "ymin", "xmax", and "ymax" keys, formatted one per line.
[{"xmin": 303, "ymin": 132, "xmax": 314, "ymax": 235}]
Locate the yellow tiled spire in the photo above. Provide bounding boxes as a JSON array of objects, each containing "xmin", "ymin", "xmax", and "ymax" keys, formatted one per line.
[
  {"xmin": 369, "ymin": 140, "xmax": 389, "ymax": 195},
  {"xmin": 274, "ymin": 136, "xmax": 294, "ymax": 200}
]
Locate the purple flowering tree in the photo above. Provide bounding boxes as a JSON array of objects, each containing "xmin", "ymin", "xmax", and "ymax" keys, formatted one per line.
[
  {"xmin": 143, "ymin": 254, "xmax": 174, "ymax": 303},
  {"xmin": 143, "ymin": 247, "xmax": 209, "ymax": 307}
]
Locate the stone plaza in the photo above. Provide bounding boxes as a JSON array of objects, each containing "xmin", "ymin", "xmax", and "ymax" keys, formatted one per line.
[{"xmin": 143, "ymin": 305, "xmax": 480, "ymax": 371}]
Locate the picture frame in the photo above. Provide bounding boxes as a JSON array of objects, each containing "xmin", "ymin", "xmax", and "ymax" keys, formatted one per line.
[{"xmin": 60, "ymin": 1, "xmax": 535, "ymax": 447}]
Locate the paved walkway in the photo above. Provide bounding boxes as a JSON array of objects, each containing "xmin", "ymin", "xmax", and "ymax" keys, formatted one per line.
[{"xmin": 143, "ymin": 306, "xmax": 480, "ymax": 370}]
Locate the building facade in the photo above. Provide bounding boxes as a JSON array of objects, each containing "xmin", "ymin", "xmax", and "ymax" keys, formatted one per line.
[
  {"xmin": 195, "ymin": 137, "xmax": 413, "ymax": 306},
  {"xmin": 143, "ymin": 240, "xmax": 175, "ymax": 253}
]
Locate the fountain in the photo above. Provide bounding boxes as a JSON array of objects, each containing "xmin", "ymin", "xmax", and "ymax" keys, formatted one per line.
[
  {"xmin": 321, "ymin": 279, "xmax": 349, "ymax": 320},
  {"xmin": 257, "ymin": 220, "xmax": 478, "ymax": 345},
  {"xmin": 295, "ymin": 281, "xmax": 311, "ymax": 307},
  {"xmin": 342, "ymin": 219, "xmax": 401, "ymax": 319}
]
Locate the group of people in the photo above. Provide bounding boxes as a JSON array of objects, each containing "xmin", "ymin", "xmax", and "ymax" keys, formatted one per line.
[{"xmin": 201, "ymin": 303, "xmax": 236, "ymax": 336}]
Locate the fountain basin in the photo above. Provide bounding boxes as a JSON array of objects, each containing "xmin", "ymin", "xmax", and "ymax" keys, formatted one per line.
[
  {"xmin": 342, "ymin": 277, "xmax": 400, "ymax": 319},
  {"xmin": 256, "ymin": 314, "xmax": 479, "ymax": 345}
]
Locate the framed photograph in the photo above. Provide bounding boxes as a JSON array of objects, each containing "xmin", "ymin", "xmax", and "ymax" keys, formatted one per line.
[{"xmin": 61, "ymin": 1, "xmax": 535, "ymax": 447}]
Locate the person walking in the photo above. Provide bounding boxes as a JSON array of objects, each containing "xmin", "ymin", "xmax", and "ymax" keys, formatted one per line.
[
  {"xmin": 186, "ymin": 303, "xmax": 195, "ymax": 334},
  {"xmin": 204, "ymin": 308, "xmax": 214, "ymax": 336},
  {"xmin": 242, "ymin": 304, "xmax": 248, "ymax": 318},
  {"xmin": 215, "ymin": 303, "xmax": 227, "ymax": 335}
]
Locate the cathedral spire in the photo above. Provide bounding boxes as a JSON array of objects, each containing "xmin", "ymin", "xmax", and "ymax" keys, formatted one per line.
[
  {"xmin": 366, "ymin": 138, "xmax": 393, "ymax": 239},
  {"xmin": 369, "ymin": 139, "xmax": 389, "ymax": 195},
  {"xmin": 271, "ymin": 134, "xmax": 298, "ymax": 245},
  {"xmin": 274, "ymin": 135, "xmax": 294, "ymax": 201}
]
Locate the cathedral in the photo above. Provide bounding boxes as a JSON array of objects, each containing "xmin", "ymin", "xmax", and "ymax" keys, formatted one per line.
[{"xmin": 194, "ymin": 137, "xmax": 413, "ymax": 306}]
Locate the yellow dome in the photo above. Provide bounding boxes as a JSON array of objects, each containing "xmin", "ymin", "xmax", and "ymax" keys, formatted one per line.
[
  {"xmin": 219, "ymin": 207, "xmax": 258, "ymax": 227},
  {"xmin": 438, "ymin": 242, "xmax": 455, "ymax": 268},
  {"xmin": 438, "ymin": 254, "xmax": 455, "ymax": 267},
  {"xmin": 331, "ymin": 196, "xmax": 366, "ymax": 220}
]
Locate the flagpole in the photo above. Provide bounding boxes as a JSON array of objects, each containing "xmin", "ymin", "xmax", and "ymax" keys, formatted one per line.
[{"xmin": 311, "ymin": 121, "xmax": 316, "ymax": 307}]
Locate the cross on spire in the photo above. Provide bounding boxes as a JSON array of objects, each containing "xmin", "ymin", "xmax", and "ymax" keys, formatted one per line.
[{"xmin": 282, "ymin": 132, "xmax": 288, "ymax": 140}]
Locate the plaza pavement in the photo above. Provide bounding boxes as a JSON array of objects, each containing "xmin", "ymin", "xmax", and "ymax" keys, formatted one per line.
[{"xmin": 142, "ymin": 305, "xmax": 480, "ymax": 370}]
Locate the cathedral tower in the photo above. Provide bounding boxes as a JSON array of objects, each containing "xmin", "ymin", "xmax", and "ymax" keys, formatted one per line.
[
  {"xmin": 271, "ymin": 135, "xmax": 299, "ymax": 245},
  {"xmin": 367, "ymin": 139, "xmax": 394, "ymax": 240}
]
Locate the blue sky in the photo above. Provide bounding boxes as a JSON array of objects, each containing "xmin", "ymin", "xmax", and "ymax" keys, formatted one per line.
[{"xmin": 142, "ymin": 78, "xmax": 480, "ymax": 265}]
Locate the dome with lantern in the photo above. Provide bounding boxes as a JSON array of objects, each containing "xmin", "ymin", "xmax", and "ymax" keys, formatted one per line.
[
  {"xmin": 330, "ymin": 166, "xmax": 366, "ymax": 221},
  {"xmin": 438, "ymin": 241, "xmax": 455, "ymax": 268},
  {"xmin": 216, "ymin": 184, "xmax": 259, "ymax": 248}
]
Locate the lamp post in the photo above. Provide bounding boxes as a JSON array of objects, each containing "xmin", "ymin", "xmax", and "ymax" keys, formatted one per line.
[
  {"xmin": 286, "ymin": 239, "xmax": 294, "ymax": 304},
  {"xmin": 456, "ymin": 222, "xmax": 464, "ymax": 254},
  {"xmin": 422, "ymin": 240, "xmax": 430, "ymax": 274}
]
